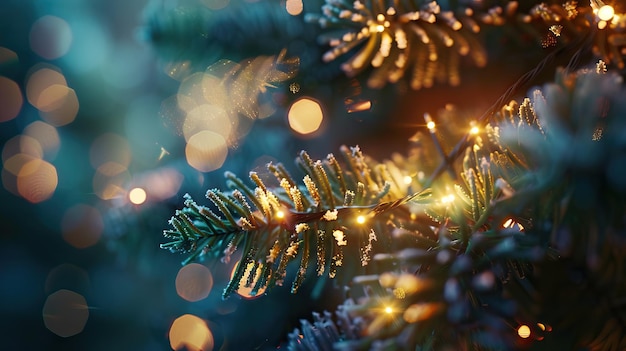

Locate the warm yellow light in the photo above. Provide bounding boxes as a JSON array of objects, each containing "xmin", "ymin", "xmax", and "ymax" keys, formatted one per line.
[
  {"xmin": 518, "ymin": 325, "xmax": 531, "ymax": 338},
  {"xmin": 403, "ymin": 175, "xmax": 412, "ymax": 185},
  {"xmin": 129, "ymin": 187, "xmax": 147, "ymax": 205},
  {"xmin": 469, "ymin": 123, "xmax": 479, "ymax": 135},
  {"xmin": 598, "ymin": 5, "xmax": 615, "ymax": 21},
  {"xmin": 384, "ymin": 306, "xmax": 393, "ymax": 314},
  {"xmin": 376, "ymin": 24, "xmax": 385, "ymax": 32},
  {"xmin": 17, "ymin": 159, "xmax": 58, "ymax": 203},
  {"xmin": 502, "ymin": 218, "xmax": 525, "ymax": 231},
  {"xmin": 424, "ymin": 113, "xmax": 436, "ymax": 131},
  {"xmin": 185, "ymin": 130, "xmax": 228, "ymax": 172},
  {"xmin": 356, "ymin": 215, "xmax": 366, "ymax": 224},
  {"xmin": 288, "ymin": 98, "xmax": 324, "ymax": 135},
  {"xmin": 503, "ymin": 218, "xmax": 514, "ymax": 228},
  {"xmin": 169, "ymin": 314, "xmax": 214, "ymax": 351},
  {"xmin": 286, "ymin": 0, "xmax": 303, "ymax": 15},
  {"xmin": 441, "ymin": 194, "xmax": 455, "ymax": 204},
  {"xmin": 537, "ymin": 323, "xmax": 546, "ymax": 331},
  {"xmin": 275, "ymin": 210, "xmax": 285, "ymax": 219}
]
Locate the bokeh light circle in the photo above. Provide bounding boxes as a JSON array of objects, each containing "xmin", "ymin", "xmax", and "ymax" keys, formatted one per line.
[
  {"xmin": 288, "ymin": 98, "xmax": 324, "ymax": 135},
  {"xmin": 597, "ymin": 5, "xmax": 615, "ymax": 21},
  {"xmin": 169, "ymin": 314, "xmax": 214, "ymax": 351},
  {"xmin": 26, "ymin": 66, "xmax": 67, "ymax": 108},
  {"xmin": 61, "ymin": 204, "xmax": 103, "ymax": 249},
  {"xmin": 0, "ymin": 76, "xmax": 23, "ymax": 122},
  {"xmin": 286, "ymin": 0, "xmax": 304, "ymax": 15},
  {"xmin": 92, "ymin": 162, "xmax": 130, "ymax": 200},
  {"xmin": 129, "ymin": 187, "xmax": 147, "ymax": 205},
  {"xmin": 183, "ymin": 104, "xmax": 233, "ymax": 141},
  {"xmin": 17, "ymin": 159, "xmax": 58, "ymax": 203},
  {"xmin": 175, "ymin": 263, "xmax": 214, "ymax": 302},
  {"xmin": 3, "ymin": 135, "xmax": 44, "ymax": 164},
  {"xmin": 36, "ymin": 84, "xmax": 71, "ymax": 112},
  {"xmin": 24, "ymin": 121, "xmax": 60, "ymax": 158},
  {"xmin": 39, "ymin": 87, "xmax": 79, "ymax": 126},
  {"xmin": 42, "ymin": 289, "xmax": 89, "ymax": 337},
  {"xmin": 29, "ymin": 15, "xmax": 73, "ymax": 60},
  {"xmin": 0, "ymin": 47, "xmax": 18, "ymax": 65},
  {"xmin": 185, "ymin": 131, "xmax": 228, "ymax": 172}
]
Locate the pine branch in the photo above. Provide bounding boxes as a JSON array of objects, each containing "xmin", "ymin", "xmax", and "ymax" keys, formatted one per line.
[
  {"xmin": 162, "ymin": 146, "xmax": 434, "ymax": 298},
  {"xmin": 294, "ymin": 65, "xmax": 626, "ymax": 350},
  {"xmin": 307, "ymin": 0, "xmax": 626, "ymax": 89}
]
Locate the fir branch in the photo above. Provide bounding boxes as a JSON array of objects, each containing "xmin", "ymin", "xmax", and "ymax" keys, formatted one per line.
[{"xmin": 162, "ymin": 146, "xmax": 434, "ymax": 298}]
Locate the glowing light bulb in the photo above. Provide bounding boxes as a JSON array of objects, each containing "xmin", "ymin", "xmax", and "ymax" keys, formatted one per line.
[
  {"xmin": 424, "ymin": 113, "xmax": 436, "ymax": 131},
  {"xmin": 502, "ymin": 218, "xmax": 525, "ymax": 231},
  {"xmin": 441, "ymin": 194, "xmax": 455, "ymax": 204},
  {"xmin": 288, "ymin": 98, "xmax": 324, "ymax": 135},
  {"xmin": 503, "ymin": 218, "xmax": 514, "ymax": 228},
  {"xmin": 356, "ymin": 215, "xmax": 366, "ymax": 224},
  {"xmin": 469, "ymin": 122, "xmax": 479, "ymax": 135},
  {"xmin": 518, "ymin": 325, "xmax": 531, "ymax": 338},
  {"xmin": 598, "ymin": 5, "xmax": 615, "ymax": 21},
  {"xmin": 129, "ymin": 187, "xmax": 147, "ymax": 205}
]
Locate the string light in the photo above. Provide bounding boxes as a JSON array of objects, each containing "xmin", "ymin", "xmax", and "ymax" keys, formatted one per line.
[
  {"xmin": 597, "ymin": 5, "xmax": 615, "ymax": 21},
  {"xmin": 517, "ymin": 325, "xmax": 531, "ymax": 338},
  {"xmin": 129, "ymin": 187, "xmax": 147, "ymax": 205},
  {"xmin": 469, "ymin": 121, "xmax": 479, "ymax": 135},
  {"xmin": 441, "ymin": 194, "xmax": 455, "ymax": 204},
  {"xmin": 502, "ymin": 218, "xmax": 525, "ymax": 231}
]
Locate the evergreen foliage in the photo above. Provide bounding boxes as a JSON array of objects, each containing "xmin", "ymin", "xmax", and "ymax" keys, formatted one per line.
[{"xmin": 155, "ymin": 0, "xmax": 626, "ymax": 349}]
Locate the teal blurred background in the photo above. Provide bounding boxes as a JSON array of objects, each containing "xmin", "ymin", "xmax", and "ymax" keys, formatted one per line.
[{"xmin": 0, "ymin": 0, "xmax": 334, "ymax": 350}]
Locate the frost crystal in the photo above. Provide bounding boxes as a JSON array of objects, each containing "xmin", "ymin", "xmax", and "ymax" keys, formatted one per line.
[
  {"xmin": 286, "ymin": 241, "xmax": 299, "ymax": 256},
  {"xmin": 295, "ymin": 223, "xmax": 310, "ymax": 233},
  {"xmin": 360, "ymin": 229, "xmax": 377, "ymax": 266},
  {"xmin": 266, "ymin": 241, "xmax": 281, "ymax": 263},
  {"xmin": 333, "ymin": 230, "xmax": 347, "ymax": 246},
  {"xmin": 323, "ymin": 209, "xmax": 338, "ymax": 221}
]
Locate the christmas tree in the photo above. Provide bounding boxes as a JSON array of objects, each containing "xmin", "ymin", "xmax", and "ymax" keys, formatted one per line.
[
  {"xmin": 153, "ymin": 0, "xmax": 626, "ymax": 350},
  {"xmin": 1, "ymin": 0, "xmax": 625, "ymax": 350}
]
